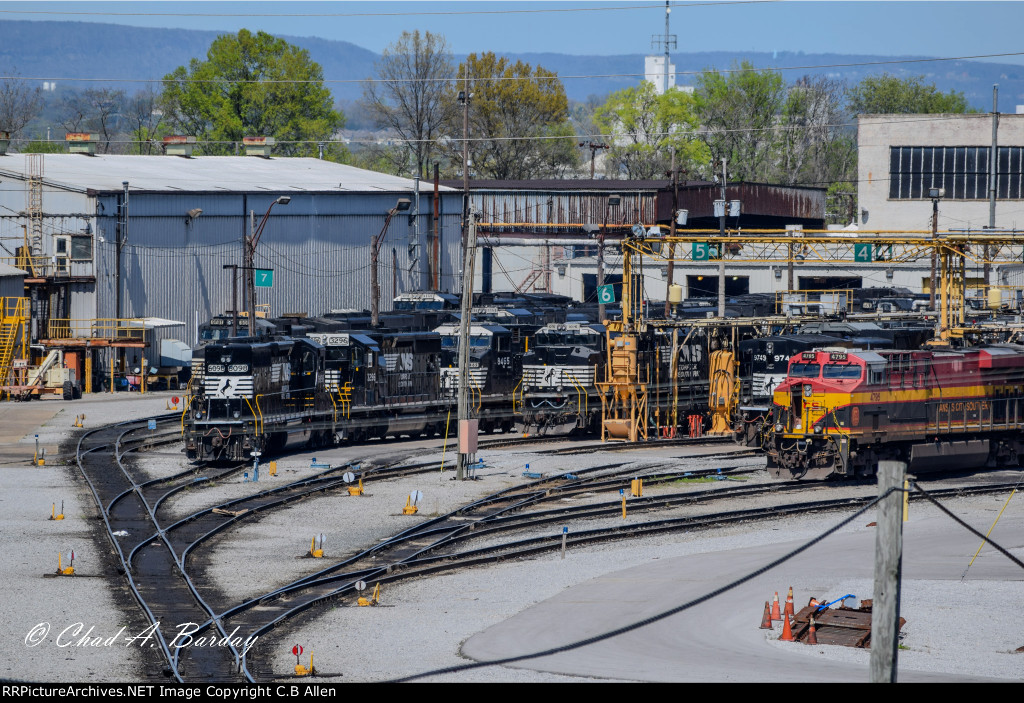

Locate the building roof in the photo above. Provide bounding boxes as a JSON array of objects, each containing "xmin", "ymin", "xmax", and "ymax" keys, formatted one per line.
[
  {"xmin": 441, "ymin": 179, "xmax": 716, "ymax": 191},
  {"xmin": 0, "ymin": 262, "xmax": 27, "ymax": 277},
  {"xmin": 0, "ymin": 154, "xmax": 455, "ymax": 194}
]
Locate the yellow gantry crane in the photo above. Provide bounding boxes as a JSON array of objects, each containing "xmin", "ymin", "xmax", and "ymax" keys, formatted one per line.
[{"xmin": 597, "ymin": 227, "xmax": 1024, "ymax": 441}]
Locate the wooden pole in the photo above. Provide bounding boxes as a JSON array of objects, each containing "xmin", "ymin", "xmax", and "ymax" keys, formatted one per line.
[{"xmin": 870, "ymin": 459, "xmax": 905, "ymax": 683}]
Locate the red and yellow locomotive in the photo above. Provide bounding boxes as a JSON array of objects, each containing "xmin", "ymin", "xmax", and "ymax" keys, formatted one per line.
[{"xmin": 767, "ymin": 345, "xmax": 1024, "ymax": 479}]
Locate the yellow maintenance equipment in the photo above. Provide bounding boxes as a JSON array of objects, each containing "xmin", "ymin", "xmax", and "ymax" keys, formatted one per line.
[
  {"xmin": 630, "ymin": 478, "xmax": 643, "ymax": 497},
  {"xmin": 708, "ymin": 349, "xmax": 739, "ymax": 435},
  {"xmin": 49, "ymin": 502, "xmax": 64, "ymax": 521},
  {"xmin": 358, "ymin": 582, "xmax": 381, "ymax": 607},
  {"xmin": 402, "ymin": 496, "xmax": 418, "ymax": 515},
  {"xmin": 294, "ymin": 653, "xmax": 314, "ymax": 677},
  {"xmin": 56, "ymin": 552, "xmax": 74, "ymax": 576},
  {"xmin": 72, "ymin": 413, "xmax": 85, "ymax": 428},
  {"xmin": 309, "ymin": 535, "xmax": 324, "ymax": 559},
  {"xmin": 268, "ymin": 461, "xmax": 278, "ymax": 477},
  {"xmin": 347, "ymin": 478, "xmax": 364, "ymax": 496}
]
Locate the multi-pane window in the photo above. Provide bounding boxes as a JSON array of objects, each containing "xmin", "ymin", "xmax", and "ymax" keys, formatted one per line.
[{"xmin": 889, "ymin": 146, "xmax": 1024, "ymax": 199}]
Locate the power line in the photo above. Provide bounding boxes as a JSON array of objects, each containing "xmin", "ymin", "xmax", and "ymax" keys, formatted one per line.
[
  {"xmin": 0, "ymin": 1, "xmax": 781, "ymax": 20},
  {"xmin": 3, "ymin": 51, "xmax": 1022, "ymax": 85}
]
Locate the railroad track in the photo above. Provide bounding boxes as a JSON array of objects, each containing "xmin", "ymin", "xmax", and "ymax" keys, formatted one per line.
[
  {"xmin": 226, "ymin": 472, "xmax": 1020, "ymax": 681},
  {"xmin": 82, "ymin": 414, "xmax": 1018, "ymax": 682}
]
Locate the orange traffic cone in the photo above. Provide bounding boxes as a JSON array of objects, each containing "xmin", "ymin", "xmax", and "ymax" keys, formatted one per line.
[
  {"xmin": 759, "ymin": 601, "xmax": 773, "ymax": 629},
  {"xmin": 779, "ymin": 613, "xmax": 795, "ymax": 642},
  {"xmin": 784, "ymin": 586, "xmax": 795, "ymax": 618},
  {"xmin": 808, "ymin": 597, "xmax": 820, "ymax": 608},
  {"xmin": 770, "ymin": 592, "xmax": 782, "ymax": 620},
  {"xmin": 806, "ymin": 615, "xmax": 818, "ymax": 645}
]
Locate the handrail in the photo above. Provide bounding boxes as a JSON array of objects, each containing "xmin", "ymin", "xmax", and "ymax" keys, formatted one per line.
[
  {"xmin": 511, "ymin": 378, "xmax": 522, "ymax": 414},
  {"xmin": 47, "ymin": 318, "xmax": 148, "ymax": 341},
  {"xmin": 255, "ymin": 394, "xmax": 265, "ymax": 436},
  {"xmin": 179, "ymin": 395, "xmax": 193, "ymax": 436}
]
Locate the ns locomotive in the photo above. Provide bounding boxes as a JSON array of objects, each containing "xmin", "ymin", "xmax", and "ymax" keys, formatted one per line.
[{"xmin": 766, "ymin": 345, "xmax": 1024, "ymax": 479}]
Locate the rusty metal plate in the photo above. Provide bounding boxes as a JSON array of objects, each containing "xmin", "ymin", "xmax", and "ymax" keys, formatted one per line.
[{"xmin": 792, "ymin": 602, "xmax": 904, "ymax": 648}]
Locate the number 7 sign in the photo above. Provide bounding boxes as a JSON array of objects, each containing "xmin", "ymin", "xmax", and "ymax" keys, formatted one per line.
[{"xmin": 255, "ymin": 269, "xmax": 274, "ymax": 287}]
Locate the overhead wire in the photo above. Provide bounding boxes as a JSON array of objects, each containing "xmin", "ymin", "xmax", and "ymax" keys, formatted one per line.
[
  {"xmin": 5, "ymin": 50, "xmax": 1023, "ymax": 86},
  {"xmin": 0, "ymin": 1, "xmax": 781, "ymax": 21}
]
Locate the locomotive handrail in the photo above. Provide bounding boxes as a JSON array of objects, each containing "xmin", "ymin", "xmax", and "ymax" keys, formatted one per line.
[
  {"xmin": 568, "ymin": 372, "xmax": 586, "ymax": 423},
  {"xmin": 255, "ymin": 394, "xmax": 265, "ymax": 436},
  {"xmin": 339, "ymin": 383, "xmax": 352, "ymax": 418},
  {"xmin": 242, "ymin": 399, "xmax": 258, "ymax": 437},
  {"xmin": 512, "ymin": 378, "xmax": 522, "ymax": 415},
  {"xmin": 179, "ymin": 394, "xmax": 193, "ymax": 436},
  {"xmin": 470, "ymin": 377, "xmax": 483, "ymax": 412}
]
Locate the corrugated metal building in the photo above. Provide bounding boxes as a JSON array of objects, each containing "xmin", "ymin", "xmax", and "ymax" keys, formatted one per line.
[
  {"xmin": 0, "ymin": 262, "xmax": 26, "ymax": 299},
  {"xmin": 0, "ymin": 154, "xmax": 461, "ymax": 344},
  {"xmin": 441, "ymin": 179, "xmax": 826, "ymax": 302}
]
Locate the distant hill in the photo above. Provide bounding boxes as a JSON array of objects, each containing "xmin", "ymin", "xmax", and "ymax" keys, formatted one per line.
[{"xmin": 2, "ymin": 19, "xmax": 1022, "ymax": 109}]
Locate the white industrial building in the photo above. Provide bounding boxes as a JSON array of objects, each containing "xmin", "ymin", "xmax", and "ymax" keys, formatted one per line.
[{"xmin": 857, "ymin": 113, "xmax": 1024, "ymax": 297}]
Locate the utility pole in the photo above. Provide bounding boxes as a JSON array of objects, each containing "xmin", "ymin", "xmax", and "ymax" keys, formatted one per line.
[
  {"xmin": 931, "ymin": 198, "xmax": 938, "ymax": 310},
  {"xmin": 870, "ymin": 460, "xmax": 906, "ymax": 683},
  {"xmin": 986, "ymin": 84, "xmax": 999, "ymax": 289},
  {"xmin": 116, "ymin": 181, "xmax": 129, "ymax": 377},
  {"xmin": 247, "ymin": 210, "xmax": 256, "ymax": 332},
  {"xmin": 650, "ymin": 1, "xmax": 676, "ymax": 94},
  {"xmin": 456, "ymin": 210, "xmax": 478, "ymax": 480},
  {"xmin": 460, "ymin": 66, "xmax": 471, "ymax": 253},
  {"xmin": 718, "ymin": 158, "xmax": 727, "ymax": 318},
  {"xmin": 663, "ymin": 1, "xmax": 671, "ymax": 94},
  {"xmin": 222, "ymin": 264, "xmax": 239, "ymax": 337},
  {"xmin": 578, "ymin": 141, "xmax": 609, "ymax": 178},
  {"xmin": 664, "ymin": 152, "xmax": 680, "ymax": 317},
  {"xmin": 598, "ymin": 194, "xmax": 621, "ymax": 322}
]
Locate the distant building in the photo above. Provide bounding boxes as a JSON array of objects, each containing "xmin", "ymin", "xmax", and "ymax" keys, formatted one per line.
[
  {"xmin": 857, "ymin": 113, "xmax": 1024, "ymax": 295},
  {"xmin": 643, "ymin": 56, "xmax": 693, "ymax": 96}
]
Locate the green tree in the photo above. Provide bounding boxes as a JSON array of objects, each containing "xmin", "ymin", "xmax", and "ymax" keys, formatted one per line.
[
  {"xmin": 20, "ymin": 139, "xmax": 65, "ymax": 154},
  {"xmin": 595, "ymin": 82, "xmax": 709, "ymax": 180},
  {"xmin": 453, "ymin": 53, "xmax": 574, "ymax": 179},
  {"xmin": 693, "ymin": 61, "xmax": 787, "ymax": 182},
  {"xmin": 159, "ymin": 29, "xmax": 345, "ymax": 158},
  {"xmin": 847, "ymin": 73, "xmax": 974, "ymax": 115},
  {"xmin": 361, "ymin": 30, "xmax": 456, "ymax": 178}
]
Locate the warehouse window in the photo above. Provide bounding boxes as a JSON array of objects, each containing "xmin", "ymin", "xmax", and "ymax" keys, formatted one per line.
[
  {"xmin": 70, "ymin": 234, "xmax": 93, "ymax": 261},
  {"xmin": 889, "ymin": 146, "xmax": 1024, "ymax": 200}
]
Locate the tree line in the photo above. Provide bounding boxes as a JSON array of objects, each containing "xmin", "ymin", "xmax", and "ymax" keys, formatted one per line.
[{"xmin": 0, "ymin": 28, "xmax": 976, "ymax": 203}]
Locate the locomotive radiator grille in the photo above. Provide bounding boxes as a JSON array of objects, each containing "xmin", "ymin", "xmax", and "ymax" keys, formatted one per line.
[
  {"xmin": 440, "ymin": 367, "xmax": 487, "ymax": 390},
  {"xmin": 204, "ymin": 374, "xmax": 255, "ymax": 398},
  {"xmin": 523, "ymin": 365, "xmax": 595, "ymax": 389}
]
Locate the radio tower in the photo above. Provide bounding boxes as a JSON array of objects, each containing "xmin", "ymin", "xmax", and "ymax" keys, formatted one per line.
[{"xmin": 651, "ymin": 1, "xmax": 676, "ymax": 94}]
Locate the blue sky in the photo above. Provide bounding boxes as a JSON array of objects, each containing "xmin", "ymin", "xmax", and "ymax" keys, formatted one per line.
[{"xmin": 3, "ymin": 1, "xmax": 1024, "ymax": 64}]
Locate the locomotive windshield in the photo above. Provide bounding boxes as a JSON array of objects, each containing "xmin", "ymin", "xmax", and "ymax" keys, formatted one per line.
[
  {"xmin": 822, "ymin": 364, "xmax": 862, "ymax": 379},
  {"xmin": 440, "ymin": 335, "xmax": 490, "ymax": 349},
  {"xmin": 536, "ymin": 331, "xmax": 595, "ymax": 346},
  {"xmin": 789, "ymin": 363, "xmax": 820, "ymax": 377}
]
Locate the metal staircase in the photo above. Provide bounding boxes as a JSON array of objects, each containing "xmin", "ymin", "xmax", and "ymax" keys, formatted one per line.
[{"xmin": 0, "ymin": 297, "xmax": 29, "ymax": 388}]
